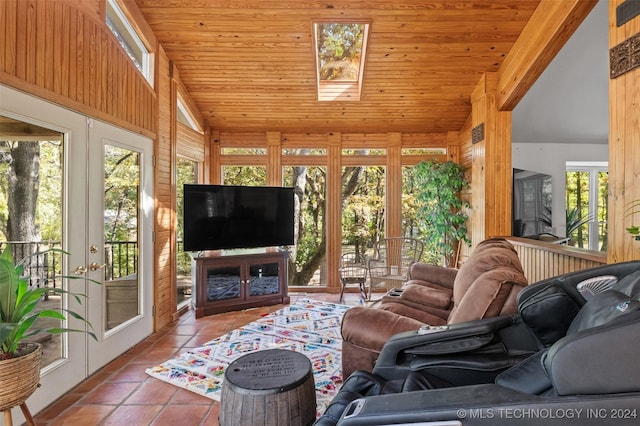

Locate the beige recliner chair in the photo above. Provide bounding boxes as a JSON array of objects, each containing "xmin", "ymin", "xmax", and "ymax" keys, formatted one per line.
[{"xmin": 341, "ymin": 237, "xmax": 528, "ymax": 377}]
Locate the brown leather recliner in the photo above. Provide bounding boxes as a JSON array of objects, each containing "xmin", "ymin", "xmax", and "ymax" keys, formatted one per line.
[{"xmin": 341, "ymin": 237, "xmax": 528, "ymax": 377}]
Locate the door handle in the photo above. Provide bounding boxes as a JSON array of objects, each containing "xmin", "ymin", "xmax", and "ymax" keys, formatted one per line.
[
  {"xmin": 90, "ymin": 262, "xmax": 106, "ymax": 271},
  {"xmin": 74, "ymin": 265, "xmax": 87, "ymax": 275}
]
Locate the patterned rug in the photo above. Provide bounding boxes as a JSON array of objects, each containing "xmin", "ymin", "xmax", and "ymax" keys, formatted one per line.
[{"xmin": 145, "ymin": 299, "xmax": 351, "ymax": 417}]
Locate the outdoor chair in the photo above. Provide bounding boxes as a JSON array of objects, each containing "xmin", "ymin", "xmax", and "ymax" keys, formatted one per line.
[
  {"xmin": 367, "ymin": 237, "xmax": 424, "ymax": 300},
  {"xmin": 339, "ymin": 251, "xmax": 368, "ymax": 302}
]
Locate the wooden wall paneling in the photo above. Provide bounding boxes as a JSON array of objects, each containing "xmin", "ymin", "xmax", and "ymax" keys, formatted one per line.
[
  {"xmin": 35, "ymin": 0, "xmax": 46, "ymax": 88},
  {"xmin": 210, "ymin": 130, "xmax": 222, "ymax": 184},
  {"xmin": 154, "ymin": 46, "xmax": 173, "ymax": 330},
  {"xmin": 27, "ymin": 0, "xmax": 37, "ymax": 84},
  {"xmin": 609, "ymin": 0, "xmax": 640, "ymax": 262},
  {"xmin": 471, "ymin": 77, "xmax": 487, "ymax": 248},
  {"xmin": 281, "ymin": 133, "xmax": 329, "ymax": 147},
  {"xmin": 218, "ymin": 132, "xmax": 266, "ymax": 147},
  {"xmin": 385, "ymin": 133, "xmax": 402, "ymax": 238},
  {"xmin": 488, "ymin": 106, "xmax": 512, "ymax": 238},
  {"xmin": 2, "ymin": 0, "xmax": 17, "ymax": 75},
  {"xmin": 327, "ymin": 133, "xmax": 342, "ymax": 290},
  {"xmin": 82, "ymin": 13, "xmax": 92, "ymax": 105},
  {"xmin": 470, "ymin": 73, "xmax": 512, "ymax": 247},
  {"xmin": 266, "ymin": 132, "xmax": 282, "ymax": 186},
  {"xmin": 176, "ymin": 123, "xmax": 206, "ymax": 162},
  {"xmin": 61, "ymin": 2, "xmax": 71, "ymax": 99},
  {"xmin": 167, "ymin": 76, "xmax": 178, "ymax": 321},
  {"xmin": 68, "ymin": 5, "xmax": 78, "ymax": 100}
]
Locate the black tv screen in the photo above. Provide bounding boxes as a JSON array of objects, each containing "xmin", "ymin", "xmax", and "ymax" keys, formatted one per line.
[{"xmin": 183, "ymin": 184, "xmax": 295, "ymax": 251}]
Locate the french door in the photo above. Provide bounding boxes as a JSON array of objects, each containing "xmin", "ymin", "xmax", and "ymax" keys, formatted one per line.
[
  {"xmin": 85, "ymin": 119, "xmax": 154, "ymax": 372},
  {"xmin": 0, "ymin": 85, "xmax": 153, "ymax": 420}
]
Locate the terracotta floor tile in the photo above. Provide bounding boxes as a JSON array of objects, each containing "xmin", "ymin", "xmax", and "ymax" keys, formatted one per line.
[
  {"xmin": 35, "ymin": 393, "xmax": 85, "ymax": 421},
  {"xmin": 33, "ymin": 292, "xmax": 354, "ymax": 425},
  {"xmin": 170, "ymin": 388, "xmax": 215, "ymax": 405},
  {"xmin": 109, "ymin": 362, "xmax": 153, "ymax": 382},
  {"xmin": 150, "ymin": 405, "xmax": 211, "ymax": 426},
  {"xmin": 125, "ymin": 380, "xmax": 177, "ymax": 405},
  {"xmin": 72, "ymin": 371, "xmax": 113, "ymax": 393},
  {"xmin": 80, "ymin": 382, "xmax": 140, "ymax": 405},
  {"xmin": 50, "ymin": 405, "xmax": 115, "ymax": 426},
  {"xmin": 130, "ymin": 345, "xmax": 181, "ymax": 364},
  {"xmin": 102, "ymin": 405, "xmax": 163, "ymax": 425},
  {"xmin": 152, "ymin": 333, "xmax": 194, "ymax": 348},
  {"xmin": 202, "ymin": 405, "xmax": 221, "ymax": 426},
  {"xmin": 100, "ymin": 352, "xmax": 136, "ymax": 372}
]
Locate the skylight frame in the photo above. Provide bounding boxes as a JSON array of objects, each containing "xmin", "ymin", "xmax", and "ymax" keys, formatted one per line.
[{"xmin": 313, "ymin": 21, "xmax": 370, "ymax": 102}]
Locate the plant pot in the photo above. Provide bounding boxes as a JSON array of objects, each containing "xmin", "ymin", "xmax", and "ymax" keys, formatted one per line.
[{"xmin": 0, "ymin": 343, "xmax": 43, "ymax": 412}]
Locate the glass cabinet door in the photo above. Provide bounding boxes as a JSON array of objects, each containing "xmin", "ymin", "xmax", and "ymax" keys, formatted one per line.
[
  {"xmin": 248, "ymin": 262, "xmax": 280, "ymax": 296},
  {"xmin": 206, "ymin": 265, "xmax": 242, "ymax": 301}
]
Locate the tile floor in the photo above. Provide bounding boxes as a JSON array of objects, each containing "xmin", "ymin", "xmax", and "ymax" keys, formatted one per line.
[{"xmin": 32, "ymin": 292, "xmax": 362, "ymax": 426}]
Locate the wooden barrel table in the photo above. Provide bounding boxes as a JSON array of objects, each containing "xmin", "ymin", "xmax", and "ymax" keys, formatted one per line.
[{"xmin": 220, "ymin": 349, "xmax": 316, "ymax": 426}]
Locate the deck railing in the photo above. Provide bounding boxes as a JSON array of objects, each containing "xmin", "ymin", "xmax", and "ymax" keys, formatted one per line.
[
  {"xmin": 0, "ymin": 241, "xmax": 138, "ymax": 290},
  {"xmin": 503, "ymin": 236, "xmax": 607, "ymax": 284}
]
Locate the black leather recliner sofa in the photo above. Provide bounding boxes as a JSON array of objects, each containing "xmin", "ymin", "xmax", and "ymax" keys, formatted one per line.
[{"xmin": 316, "ymin": 261, "xmax": 640, "ymax": 426}]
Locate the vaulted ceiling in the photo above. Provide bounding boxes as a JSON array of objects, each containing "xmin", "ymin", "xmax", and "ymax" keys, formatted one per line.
[{"xmin": 136, "ymin": 0, "xmax": 543, "ymax": 134}]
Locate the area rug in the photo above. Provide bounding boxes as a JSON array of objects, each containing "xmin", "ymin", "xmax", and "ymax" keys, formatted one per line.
[{"xmin": 145, "ymin": 299, "xmax": 351, "ymax": 417}]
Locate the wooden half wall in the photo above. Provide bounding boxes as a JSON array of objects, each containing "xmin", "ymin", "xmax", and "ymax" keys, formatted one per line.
[{"xmin": 505, "ymin": 237, "xmax": 607, "ymax": 284}]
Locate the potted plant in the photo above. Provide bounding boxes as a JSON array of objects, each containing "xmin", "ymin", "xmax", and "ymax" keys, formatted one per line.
[
  {"xmin": 413, "ymin": 160, "xmax": 470, "ymax": 266},
  {"xmin": 625, "ymin": 200, "xmax": 640, "ymax": 241},
  {"xmin": 0, "ymin": 245, "xmax": 96, "ymax": 418}
]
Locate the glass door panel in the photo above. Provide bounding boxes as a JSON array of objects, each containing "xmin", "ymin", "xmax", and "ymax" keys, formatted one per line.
[
  {"xmin": 103, "ymin": 145, "xmax": 141, "ymax": 330},
  {"xmin": 0, "ymin": 117, "xmax": 65, "ymax": 367}
]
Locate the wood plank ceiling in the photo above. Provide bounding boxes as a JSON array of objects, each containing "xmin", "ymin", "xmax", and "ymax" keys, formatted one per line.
[{"xmin": 136, "ymin": 0, "xmax": 541, "ymax": 134}]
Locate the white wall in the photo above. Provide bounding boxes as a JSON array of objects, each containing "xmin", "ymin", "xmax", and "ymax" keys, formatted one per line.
[{"xmin": 512, "ymin": 143, "xmax": 608, "ymax": 237}]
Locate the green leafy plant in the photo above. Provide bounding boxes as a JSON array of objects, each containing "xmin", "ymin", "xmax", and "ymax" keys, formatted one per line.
[
  {"xmin": 624, "ymin": 200, "xmax": 640, "ymax": 241},
  {"xmin": 0, "ymin": 246, "xmax": 97, "ymax": 359},
  {"xmin": 566, "ymin": 207, "xmax": 594, "ymax": 236},
  {"xmin": 413, "ymin": 160, "xmax": 470, "ymax": 266}
]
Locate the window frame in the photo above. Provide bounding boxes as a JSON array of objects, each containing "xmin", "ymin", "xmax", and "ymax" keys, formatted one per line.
[
  {"xmin": 565, "ymin": 161, "xmax": 608, "ymax": 251},
  {"xmin": 313, "ymin": 21, "xmax": 370, "ymax": 102},
  {"xmin": 106, "ymin": 0, "xmax": 154, "ymax": 86}
]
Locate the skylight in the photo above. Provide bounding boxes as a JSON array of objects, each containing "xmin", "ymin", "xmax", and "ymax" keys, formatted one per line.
[{"xmin": 314, "ymin": 22, "xmax": 369, "ymax": 101}]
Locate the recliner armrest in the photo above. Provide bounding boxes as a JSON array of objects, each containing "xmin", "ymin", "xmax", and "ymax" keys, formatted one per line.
[{"xmin": 373, "ymin": 316, "xmax": 518, "ymax": 380}]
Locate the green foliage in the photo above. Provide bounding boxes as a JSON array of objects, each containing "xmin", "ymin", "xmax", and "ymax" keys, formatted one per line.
[
  {"xmin": 316, "ymin": 23, "xmax": 364, "ymax": 81},
  {"xmin": 624, "ymin": 200, "xmax": 640, "ymax": 240},
  {"xmin": 0, "ymin": 140, "xmax": 63, "ymax": 242},
  {"xmin": 413, "ymin": 160, "xmax": 470, "ymax": 265},
  {"xmin": 0, "ymin": 246, "xmax": 97, "ymax": 359},
  {"xmin": 566, "ymin": 207, "xmax": 594, "ymax": 236}
]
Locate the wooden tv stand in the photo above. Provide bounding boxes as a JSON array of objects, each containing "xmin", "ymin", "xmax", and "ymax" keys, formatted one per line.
[{"xmin": 192, "ymin": 248, "xmax": 290, "ymax": 318}]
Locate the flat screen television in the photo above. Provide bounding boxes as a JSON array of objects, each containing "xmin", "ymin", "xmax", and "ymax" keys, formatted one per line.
[{"xmin": 183, "ymin": 184, "xmax": 295, "ymax": 251}]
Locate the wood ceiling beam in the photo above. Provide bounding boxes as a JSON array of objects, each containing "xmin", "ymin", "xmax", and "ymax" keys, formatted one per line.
[{"xmin": 496, "ymin": 0, "xmax": 598, "ymax": 111}]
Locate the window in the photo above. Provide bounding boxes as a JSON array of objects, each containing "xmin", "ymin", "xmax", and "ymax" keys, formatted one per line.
[
  {"xmin": 177, "ymin": 99, "xmax": 201, "ymax": 132},
  {"xmin": 314, "ymin": 22, "xmax": 370, "ymax": 101},
  {"xmin": 176, "ymin": 157, "xmax": 198, "ymax": 309},
  {"xmin": 106, "ymin": 0, "xmax": 153, "ymax": 85},
  {"xmin": 565, "ymin": 162, "xmax": 608, "ymax": 251}
]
